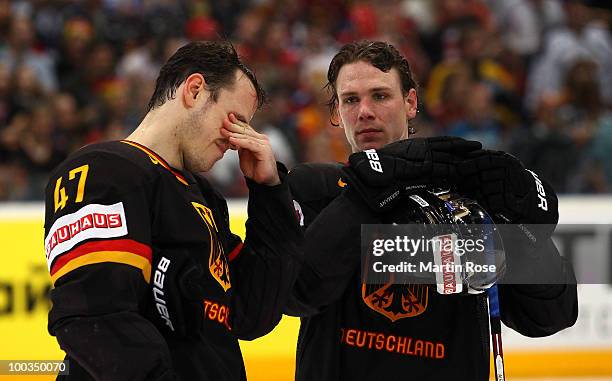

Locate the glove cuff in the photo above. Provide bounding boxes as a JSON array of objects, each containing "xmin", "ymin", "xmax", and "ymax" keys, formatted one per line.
[{"xmin": 341, "ymin": 165, "xmax": 403, "ymax": 212}]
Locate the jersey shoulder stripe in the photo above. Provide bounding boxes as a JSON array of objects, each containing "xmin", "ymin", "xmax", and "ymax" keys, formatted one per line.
[{"xmin": 50, "ymin": 238, "xmax": 152, "ymax": 285}]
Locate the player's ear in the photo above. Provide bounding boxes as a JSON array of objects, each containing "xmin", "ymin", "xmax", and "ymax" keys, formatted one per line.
[
  {"xmin": 404, "ymin": 88, "xmax": 417, "ymax": 120},
  {"xmin": 331, "ymin": 105, "xmax": 343, "ymax": 128},
  {"xmin": 183, "ymin": 73, "xmax": 207, "ymax": 108}
]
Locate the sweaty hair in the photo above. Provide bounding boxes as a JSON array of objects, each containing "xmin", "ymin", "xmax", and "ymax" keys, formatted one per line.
[
  {"xmin": 146, "ymin": 40, "xmax": 266, "ymax": 112},
  {"xmin": 325, "ymin": 40, "xmax": 418, "ymax": 119}
]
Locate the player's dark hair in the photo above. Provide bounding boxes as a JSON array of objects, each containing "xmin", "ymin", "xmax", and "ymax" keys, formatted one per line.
[
  {"xmin": 325, "ymin": 40, "xmax": 418, "ymax": 125},
  {"xmin": 147, "ymin": 40, "xmax": 266, "ymax": 112}
]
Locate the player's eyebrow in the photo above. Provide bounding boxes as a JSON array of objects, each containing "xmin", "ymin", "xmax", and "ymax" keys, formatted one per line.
[
  {"xmin": 339, "ymin": 86, "xmax": 393, "ymax": 97},
  {"xmin": 369, "ymin": 86, "xmax": 393, "ymax": 93},
  {"xmin": 338, "ymin": 90, "xmax": 357, "ymax": 97}
]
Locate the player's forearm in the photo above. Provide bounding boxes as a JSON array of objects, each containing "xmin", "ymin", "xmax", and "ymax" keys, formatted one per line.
[
  {"xmin": 51, "ymin": 312, "xmax": 177, "ymax": 380},
  {"xmin": 243, "ymin": 162, "xmax": 303, "ymax": 262},
  {"xmin": 286, "ymin": 192, "xmax": 377, "ymax": 315},
  {"xmin": 229, "ymin": 165, "xmax": 303, "ymax": 339},
  {"xmin": 229, "ymin": 243, "xmax": 299, "ymax": 340}
]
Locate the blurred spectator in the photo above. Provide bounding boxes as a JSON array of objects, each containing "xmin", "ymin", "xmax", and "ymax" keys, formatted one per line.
[
  {"xmin": 116, "ymin": 39, "xmax": 160, "ymax": 82},
  {"xmin": 255, "ymin": 91, "xmax": 299, "ymax": 167},
  {"xmin": 425, "ymin": 20, "xmax": 519, "ymax": 137},
  {"xmin": 0, "ymin": 112, "xmax": 28, "ymax": 164},
  {"xmin": 56, "ymin": 16, "xmax": 95, "ymax": 96},
  {"xmin": 587, "ymin": 115, "xmax": 612, "ymax": 193},
  {"xmin": 511, "ymin": 92, "xmax": 580, "ymax": 193},
  {"xmin": 487, "ymin": 0, "xmax": 565, "ymax": 57},
  {"xmin": 52, "ymin": 92, "xmax": 83, "ymax": 153},
  {"xmin": 426, "ymin": 63, "xmax": 472, "ymax": 131},
  {"xmin": 561, "ymin": 59, "xmax": 612, "ymax": 192},
  {"xmin": 33, "ymin": 0, "xmax": 89, "ymax": 50},
  {"xmin": 517, "ymin": 59, "xmax": 612, "ymax": 192},
  {"xmin": 0, "ymin": 163, "xmax": 29, "ymax": 200},
  {"xmin": 296, "ymin": 57, "xmax": 351, "ymax": 164},
  {"xmin": 0, "ymin": 12, "xmax": 57, "ymax": 93},
  {"xmin": 0, "ymin": 63, "xmax": 9, "ymax": 126},
  {"xmin": 447, "ymin": 82, "xmax": 505, "ymax": 149},
  {"xmin": 436, "ymin": 0, "xmax": 495, "ymax": 31},
  {"xmin": 0, "ymin": 1, "xmax": 12, "ymax": 47},
  {"xmin": 525, "ymin": 0, "xmax": 612, "ymax": 111},
  {"xmin": 10, "ymin": 64, "xmax": 46, "ymax": 117},
  {"xmin": 20, "ymin": 103, "xmax": 67, "ymax": 197}
]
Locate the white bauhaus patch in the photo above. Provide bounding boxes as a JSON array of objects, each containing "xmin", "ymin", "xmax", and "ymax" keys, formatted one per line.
[{"xmin": 44, "ymin": 202, "xmax": 128, "ymax": 269}]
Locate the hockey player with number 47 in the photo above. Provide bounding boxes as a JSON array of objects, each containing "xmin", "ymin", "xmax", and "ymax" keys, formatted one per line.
[
  {"xmin": 43, "ymin": 41, "xmax": 302, "ymax": 380},
  {"xmin": 284, "ymin": 40, "xmax": 577, "ymax": 380}
]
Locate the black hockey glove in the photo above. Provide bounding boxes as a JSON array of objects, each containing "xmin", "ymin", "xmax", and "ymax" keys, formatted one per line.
[
  {"xmin": 148, "ymin": 248, "xmax": 206, "ymax": 338},
  {"xmin": 342, "ymin": 136, "xmax": 482, "ymax": 212},
  {"xmin": 457, "ymin": 150, "xmax": 559, "ymax": 248}
]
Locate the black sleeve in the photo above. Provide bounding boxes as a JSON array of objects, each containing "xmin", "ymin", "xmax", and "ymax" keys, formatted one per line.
[
  {"xmin": 44, "ymin": 152, "xmax": 177, "ymax": 380},
  {"xmin": 282, "ymin": 162, "xmax": 382, "ymax": 317},
  {"xmin": 498, "ymin": 238, "xmax": 578, "ymax": 337},
  {"xmin": 218, "ymin": 164, "xmax": 303, "ymax": 340},
  {"xmin": 285, "ymin": 191, "xmax": 379, "ymax": 316}
]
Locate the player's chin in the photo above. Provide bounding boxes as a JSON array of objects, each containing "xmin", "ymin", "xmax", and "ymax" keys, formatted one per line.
[
  {"xmin": 355, "ymin": 138, "xmax": 387, "ymax": 152},
  {"xmin": 190, "ymin": 154, "xmax": 220, "ymax": 173},
  {"xmin": 207, "ymin": 153, "xmax": 225, "ymax": 170}
]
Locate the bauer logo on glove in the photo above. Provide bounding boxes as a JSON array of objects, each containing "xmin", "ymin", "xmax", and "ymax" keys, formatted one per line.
[
  {"xmin": 365, "ymin": 149, "xmax": 383, "ymax": 173},
  {"xmin": 342, "ymin": 137, "xmax": 482, "ymax": 212}
]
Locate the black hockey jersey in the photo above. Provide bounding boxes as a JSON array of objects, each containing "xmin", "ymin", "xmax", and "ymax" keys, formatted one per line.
[
  {"xmin": 43, "ymin": 140, "xmax": 302, "ymax": 380},
  {"xmin": 285, "ymin": 163, "xmax": 577, "ymax": 381}
]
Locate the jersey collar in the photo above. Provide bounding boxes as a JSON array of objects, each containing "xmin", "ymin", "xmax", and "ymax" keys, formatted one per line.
[{"xmin": 121, "ymin": 140, "xmax": 190, "ymax": 186}]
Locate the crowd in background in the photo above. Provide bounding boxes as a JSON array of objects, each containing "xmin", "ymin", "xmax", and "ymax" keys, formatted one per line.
[{"xmin": 0, "ymin": 0, "xmax": 611, "ymax": 199}]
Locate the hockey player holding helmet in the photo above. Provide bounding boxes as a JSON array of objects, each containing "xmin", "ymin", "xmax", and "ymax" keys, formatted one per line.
[{"xmin": 285, "ymin": 40, "xmax": 577, "ymax": 380}]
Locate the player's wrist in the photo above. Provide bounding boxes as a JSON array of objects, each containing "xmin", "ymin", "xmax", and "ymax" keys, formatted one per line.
[{"xmin": 258, "ymin": 172, "xmax": 281, "ymax": 186}]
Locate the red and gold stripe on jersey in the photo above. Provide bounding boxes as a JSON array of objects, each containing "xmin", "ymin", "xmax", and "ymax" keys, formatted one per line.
[{"xmin": 49, "ymin": 238, "xmax": 152, "ymax": 285}]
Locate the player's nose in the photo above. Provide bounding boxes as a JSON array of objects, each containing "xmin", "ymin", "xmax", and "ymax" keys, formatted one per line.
[{"xmin": 357, "ymin": 99, "xmax": 376, "ymax": 121}]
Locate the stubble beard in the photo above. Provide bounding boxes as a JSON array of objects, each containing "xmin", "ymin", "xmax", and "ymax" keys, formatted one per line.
[{"xmin": 181, "ymin": 99, "xmax": 216, "ymax": 173}]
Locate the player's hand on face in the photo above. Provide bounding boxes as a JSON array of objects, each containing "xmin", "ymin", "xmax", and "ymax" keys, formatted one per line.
[{"xmin": 221, "ymin": 113, "xmax": 280, "ymax": 186}]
